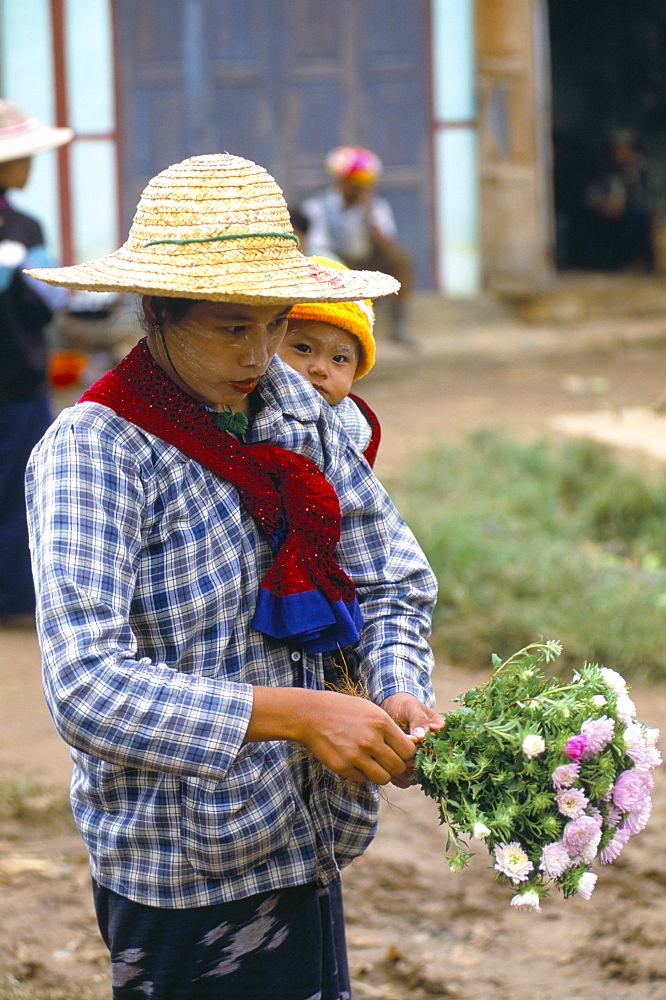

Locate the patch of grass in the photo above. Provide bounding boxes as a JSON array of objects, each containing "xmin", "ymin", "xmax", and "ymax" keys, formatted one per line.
[
  {"xmin": 0, "ymin": 777, "xmax": 73, "ymax": 826},
  {"xmin": 389, "ymin": 432, "xmax": 666, "ymax": 681}
]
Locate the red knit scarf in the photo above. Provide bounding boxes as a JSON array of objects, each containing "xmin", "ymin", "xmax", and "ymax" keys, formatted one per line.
[{"xmin": 78, "ymin": 338, "xmax": 362, "ymax": 651}]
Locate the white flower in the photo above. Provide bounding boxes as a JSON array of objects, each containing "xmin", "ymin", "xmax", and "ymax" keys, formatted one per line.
[
  {"xmin": 522, "ymin": 734, "xmax": 546, "ymax": 758},
  {"xmin": 592, "ymin": 694, "xmax": 607, "ymax": 708},
  {"xmin": 600, "ymin": 667, "xmax": 628, "ymax": 694},
  {"xmin": 576, "ymin": 872, "xmax": 598, "ymax": 899},
  {"xmin": 624, "ymin": 723, "xmax": 662, "ymax": 768},
  {"xmin": 645, "ymin": 727, "xmax": 660, "ymax": 748},
  {"xmin": 580, "ymin": 828, "xmax": 602, "ymax": 864},
  {"xmin": 624, "ymin": 722, "xmax": 646, "ymax": 758},
  {"xmin": 472, "ymin": 822, "xmax": 491, "ymax": 840},
  {"xmin": 616, "ymin": 693, "xmax": 637, "ymax": 724},
  {"xmin": 494, "ymin": 842, "xmax": 534, "ymax": 883},
  {"xmin": 510, "ymin": 890, "xmax": 542, "ymax": 913}
]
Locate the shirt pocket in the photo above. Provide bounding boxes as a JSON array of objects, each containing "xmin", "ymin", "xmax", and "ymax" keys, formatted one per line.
[
  {"xmin": 322, "ymin": 774, "xmax": 380, "ymax": 869},
  {"xmin": 180, "ymin": 743, "xmax": 297, "ymax": 878}
]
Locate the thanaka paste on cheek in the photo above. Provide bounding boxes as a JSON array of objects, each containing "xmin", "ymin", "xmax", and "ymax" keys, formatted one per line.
[{"xmin": 157, "ymin": 314, "xmax": 283, "ymax": 410}]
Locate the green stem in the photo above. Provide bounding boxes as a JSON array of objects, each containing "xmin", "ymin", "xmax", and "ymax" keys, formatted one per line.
[
  {"xmin": 494, "ymin": 641, "xmax": 553, "ymax": 674},
  {"xmin": 504, "ymin": 683, "xmax": 581, "ymax": 712}
]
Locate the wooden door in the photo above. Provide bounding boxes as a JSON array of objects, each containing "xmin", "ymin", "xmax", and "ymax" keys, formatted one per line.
[
  {"xmin": 114, "ymin": 0, "xmax": 433, "ymax": 287},
  {"xmin": 475, "ymin": 0, "xmax": 555, "ymax": 294}
]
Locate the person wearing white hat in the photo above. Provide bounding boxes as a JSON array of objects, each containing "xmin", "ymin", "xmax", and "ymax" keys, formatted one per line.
[
  {"xmin": 0, "ymin": 99, "xmax": 72, "ymax": 626},
  {"xmin": 24, "ymin": 152, "xmax": 442, "ymax": 998}
]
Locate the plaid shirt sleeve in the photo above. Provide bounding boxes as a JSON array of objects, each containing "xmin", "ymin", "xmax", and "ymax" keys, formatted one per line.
[{"xmin": 26, "ymin": 407, "xmax": 254, "ymax": 782}]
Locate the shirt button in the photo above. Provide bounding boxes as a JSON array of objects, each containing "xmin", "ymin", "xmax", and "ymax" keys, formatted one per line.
[{"xmin": 290, "ymin": 651, "xmax": 302, "ymax": 662}]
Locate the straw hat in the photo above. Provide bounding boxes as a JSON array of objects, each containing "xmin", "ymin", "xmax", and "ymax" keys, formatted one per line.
[
  {"xmin": 0, "ymin": 99, "xmax": 73, "ymax": 163},
  {"xmin": 26, "ymin": 153, "xmax": 400, "ymax": 304}
]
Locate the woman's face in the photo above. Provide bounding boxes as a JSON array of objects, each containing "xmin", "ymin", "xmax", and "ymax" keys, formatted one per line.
[
  {"xmin": 0, "ymin": 157, "xmax": 31, "ymax": 190},
  {"xmin": 144, "ymin": 298, "xmax": 291, "ymax": 410}
]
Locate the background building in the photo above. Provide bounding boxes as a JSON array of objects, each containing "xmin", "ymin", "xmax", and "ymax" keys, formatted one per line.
[{"xmin": 2, "ymin": 0, "xmax": 665, "ymax": 298}]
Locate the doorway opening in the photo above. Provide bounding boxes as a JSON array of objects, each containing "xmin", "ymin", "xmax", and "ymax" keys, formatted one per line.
[{"xmin": 549, "ymin": 0, "xmax": 666, "ymax": 275}]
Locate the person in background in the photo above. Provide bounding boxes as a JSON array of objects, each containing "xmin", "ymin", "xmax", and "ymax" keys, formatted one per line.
[
  {"xmin": 25, "ymin": 152, "xmax": 442, "ymax": 999},
  {"xmin": 288, "ymin": 204, "xmax": 310, "ymax": 248},
  {"xmin": 570, "ymin": 129, "xmax": 655, "ymax": 273},
  {"xmin": 302, "ymin": 146, "xmax": 413, "ymax": 343},
  {"xmin": 279, "ymin": 255, "xmax": 382, "ymax": 468},
  {"xmin": 0, "ymin": 98, "xmax": 72, "ymax": 626}
]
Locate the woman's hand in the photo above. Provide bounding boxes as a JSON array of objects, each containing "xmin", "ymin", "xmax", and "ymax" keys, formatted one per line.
[
  {"xmin": 380, "ymin": 693, "xmax": 444, "ymax": 787},
  {"xmin": 246, "ymin": 687, "xmax": 419, "ymax": 784}
]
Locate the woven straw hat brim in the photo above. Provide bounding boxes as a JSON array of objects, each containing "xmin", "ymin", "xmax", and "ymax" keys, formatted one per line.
[
  {"xmin": 25, "ymin": 152, "xmax": 400, "ymax": 304},
  {"xmin": 25, "ymin": 249, "xmax": 399, "ymax": 304},
  {"xmin": 0, "ymin": 122, "xmax": 73, "ymax": 163}
]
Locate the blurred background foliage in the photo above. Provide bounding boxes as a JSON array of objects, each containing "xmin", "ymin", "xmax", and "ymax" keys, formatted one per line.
[{"xmin": 389, "ymin": 433, "xmax": 666, "ymax": 682}]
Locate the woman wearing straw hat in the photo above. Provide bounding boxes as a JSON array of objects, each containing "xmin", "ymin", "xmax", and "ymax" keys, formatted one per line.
[
  {"xmin": 0, "ymin": 99, "xmax": 72, "ymax": 626},
  {"xmin": 24, "ymin": 152, "xmax": 442, "ymax": 999}
]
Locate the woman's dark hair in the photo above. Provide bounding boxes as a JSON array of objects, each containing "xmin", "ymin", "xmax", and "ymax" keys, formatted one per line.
[
  {"xmin": 149, "ymin": 296, "xmax": 196, "ymax": 327},
  {"xmin": 288, "ymin": 206, "xmax": 310, "ymax": 236}
]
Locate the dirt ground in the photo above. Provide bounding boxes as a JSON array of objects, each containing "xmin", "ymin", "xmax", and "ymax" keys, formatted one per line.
[{"xmin": 2, "ymin": 326, "xmax": 666, "ymax": 998}]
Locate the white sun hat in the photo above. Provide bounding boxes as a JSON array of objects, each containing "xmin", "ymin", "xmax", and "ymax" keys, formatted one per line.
[
  {"xmin": 0, "ymin": 99, "xmax": 73, "ymax": 164},
  {"xmin": 26, "ymin": 153, "xmax": 400, "ymax": 305}
]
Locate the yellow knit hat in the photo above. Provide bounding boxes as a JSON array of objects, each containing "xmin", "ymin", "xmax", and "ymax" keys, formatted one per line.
[{"xmin": 287, "ymin": 256, "xmax": 375, "ymax": 380}]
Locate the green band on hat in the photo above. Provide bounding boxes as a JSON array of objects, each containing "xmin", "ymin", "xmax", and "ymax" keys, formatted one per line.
[{"xmin": 143, "ymin": 231, "xmax": 300, "ymax": 248}]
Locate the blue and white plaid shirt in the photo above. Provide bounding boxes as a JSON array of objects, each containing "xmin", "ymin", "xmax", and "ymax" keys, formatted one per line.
[{"xmin": 26, "ymin": 355, "xmax": 437, "ymax": 908}]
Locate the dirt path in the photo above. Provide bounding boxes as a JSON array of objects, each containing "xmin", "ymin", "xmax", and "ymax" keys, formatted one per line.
[{"xmin": 2, "ymin": 333, "xmax": 666, "ymax": 997}]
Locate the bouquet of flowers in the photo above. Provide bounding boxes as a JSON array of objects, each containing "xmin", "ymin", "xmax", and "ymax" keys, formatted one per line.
[{"xmin": 413, "ymin": 639, "xmax": 661, "ymax": 912}]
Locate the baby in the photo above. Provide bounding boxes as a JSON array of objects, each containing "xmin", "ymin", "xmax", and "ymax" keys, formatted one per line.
[{"xmin": 279, "ymin": 256, "xmax": 381, "ymax": 466}]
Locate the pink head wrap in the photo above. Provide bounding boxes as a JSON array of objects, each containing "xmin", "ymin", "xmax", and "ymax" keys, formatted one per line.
[{"xmin": 326, "ymin": 146, "xmax": 382, "ymax": 184}]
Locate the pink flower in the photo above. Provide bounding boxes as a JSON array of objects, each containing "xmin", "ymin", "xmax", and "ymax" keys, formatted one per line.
[
  {"xmin": 564, "ymin": 735, "xmax": 589, "ymax": 761},
  {"xmin": 622, "ymin": 796, "xmax": 652, "ymax": 836},
  {"xmin": 552, "ymin": 763, "xmax": 580, "ymax": 789},
  {"xmin": 600, "ymin": 826, "xmax": 630, "ymax": 864},
  {"xmin": 612, "ymin": 769, "xmax": 651, "ymax": 812},
  {"xmin": 562, "ymin": 814, "xmax": 603, "ymax": 855},
  {"xmin": 580, "ymin": 715, "xmax": 615, "ymax": 755},
  {"xmin": 556, "ymin": 788, "xmax": 589, "ymax": 819},
  {"xmin": 539, "ymin": 841, "xmax": 572, "ymax": 878},
  {"xmin": 606, "ymin": 804, "xmax": 623, "ymax": 828}
]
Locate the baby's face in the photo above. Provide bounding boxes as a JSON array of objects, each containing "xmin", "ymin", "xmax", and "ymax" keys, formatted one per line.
[{"xmin": 279, "ymin": 319, "xmax": 360, "ymax": 405}]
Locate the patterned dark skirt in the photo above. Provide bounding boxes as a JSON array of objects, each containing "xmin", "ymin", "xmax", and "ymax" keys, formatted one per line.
[{"xmin": 93, "ymin": 878, "xmax": 351, "ymax": 1000}]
